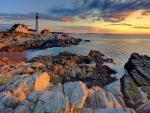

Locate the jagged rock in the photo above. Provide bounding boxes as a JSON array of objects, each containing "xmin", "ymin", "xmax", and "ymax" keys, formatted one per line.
[
  {"xmin": 33, "ymin": 81, "xmax": 135, "ymax": 113},
  {"xmin": 63, "ymin": 63, "xmax": 96, "ymax": 83},
  {"xmin": 29, "ymin": 62, "xmax": 46, "ymax": 69},
  {"xmin": 121, "ymin": 74, "xmax": 148, "ymax": 108},
  {"xmin": 125, "ymin": 53, "xmax": 150, "ymax": 87},
  {"xmin": 93, "ymin": 108, "xmax": 136, "ymax": 113},
  {"xmin": 0, "ymin": 35, "xmax": 81, "ymax": 52},
  {"xmin": 34, "ymin": 91, "xmax": 69, "ymax": 113},
  {"xmin": 34, "ymin": 72, "xmax": 51, "ymax": 91},
  {"xmin": 51, "ymin": 64, "xmax": 65, "ymax": 75},
  {"xmin": 0, "ymin": 77, "xmax": 136, "ymax": 113},
  {"xmin": 54, "ymin": 52, "xmax": 79, "ymax": 64},
  {"xmin": 52, "ymin": 81, "xmax": 89, "ymax": 108},
  {"xmin": 95, "ymin": 58, "xmax": 116, "ymax": 86},
  {"xmin": 88, "ymin": 50, "xmax": 104, "ymax": 62},
  {"xmin": 0, "ymin": 62, "xmax": 46, "ymax": 77},
  {"xmin": 63, "ymin": 81, "xmax": 88, "ymax": 108},
  {"xmin": 59, "ymin": 57, "xmax": 96, "ymax": 84},
  {"xmin": 14, "ymin": 82, "xmax": 31, "ymax": 101},
  {"xmin": 105, "ymin": 80, "xmax": 126, "ymax": 107},
  {"xmin": 122, "ymin": 53, "xmax": 150, "ymax": 109},
  {"xmin": 85, "ymin": 86, "xmax": 122, "ymax": 109},
  {"xmin": 27, "ymin": 91, "xmax": 42, "ymax": 103},
  {"xmin": 0, "ymin": 71, "xmax": 51, "ymax": 112},
  {"xmin": 84, "ymin": 40, "xmax": 91, "ymax": 42},
  {"xmin": 25, "ymin": 51, "xmax": 116, "ymax": 88},
  {"xmin": 79, "ymin": 56, "xmax": 92, "ymax": 64},
  {"xmin": 22, "ymin": 67, "xmax": 35, "ymax": 75},
  {"xmin": 0, "ymin": 106, "xmax": 14, "ymax": 113},
  {"xmin": 29, "ymin": 55, "xmax": 52, "ymax": 66},
  {"xmin": 5, "ymin": 73, "xmax": 35, "ymax": 93},
  {"xmin": 0, "ymin": 91, "xmax": 20, "ymax": 108},
  {"xmin": 14, "ymin": 105, "xmax": 30, "ymax": 113},
  {"xmin": 129, "ymin": 69, "xmax": 150, "ymax": 86},
  {"xmin": 79, "ymin": 108, "xmax": 136, "ymax": 113},
  {"xmin": 14, "ymin": 92, "xmax": 42, "ymax": 113},
  {"xmin": 0, "ymin": 38, "xmax": 51, "ymax": 52},
  {"xmin": 79, "ymin": 108, "xmax": 93, "ymax": 113},
  {"xmin": 2, "ymin": 51, "xmax": 148, "ymax": 113},
  {"xmin": 136, "ymin": 101, "xmax": 150, "ymax": 113},
  {"xmin": 52, "ymin": 51, "xmax": 116, "ymax": 87},
  {"xmin": 141, "ymin": 86, "xmax": 150, "ymax": 92},
  {"xmin": 14, "ymin": 99, "xmax": 36, "ymax": 113}
]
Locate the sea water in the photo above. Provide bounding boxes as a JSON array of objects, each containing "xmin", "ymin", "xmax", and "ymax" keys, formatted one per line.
[{"xmin": 26, "ymin": 34, "xmax": 150, "ymax": 65}]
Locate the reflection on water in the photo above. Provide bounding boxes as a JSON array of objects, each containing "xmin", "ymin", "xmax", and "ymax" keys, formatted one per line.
[{"xmin": 26, "ymin": 34, "xmax": 150, "ymax": 65}]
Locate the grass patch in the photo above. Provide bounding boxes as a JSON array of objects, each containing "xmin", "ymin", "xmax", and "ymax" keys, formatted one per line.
[{"xmin": 0, "ymin": 76, "xmax": 9, "ymax": 85}]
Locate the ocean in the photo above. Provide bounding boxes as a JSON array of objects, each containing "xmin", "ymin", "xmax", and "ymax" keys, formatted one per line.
[{"xmin": 26, "ymin": 34, "xmax": 150, "ymax": 65}]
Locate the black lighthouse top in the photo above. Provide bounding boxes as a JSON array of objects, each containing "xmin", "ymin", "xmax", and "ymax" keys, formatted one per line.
[{"xmin": 36, "ymin": 13, "xmax": 39, "ymax": 19}]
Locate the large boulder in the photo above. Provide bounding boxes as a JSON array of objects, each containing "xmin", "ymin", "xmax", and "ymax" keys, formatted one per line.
[
  {"xmin": 0, "ymin": 91, "xmax": 20, "ymax": 108},
  {"xmin": 125, "ymin": 53, "xmax": 150, "ymax": 87},
  {"xmin": 63, "ymin": 81, "xmax": 88, "ymax": 108},
  {"xmin": 34, "ymin": 72, "xmax": 50, "ymax": 91},
  {"xmin": 85, "ymin": 86, "xmax": 122, "ymax": 109},
  {"xmin": 52, "ymin": 81, "xmax": 89, "ymax": 109},
  {"xmin": 93, "ymin": 108, "xmax": 136, "ymax": 113},
  {"xmin": 121, "ymin": 74, "xmax": 148, "ymax": 108},
  {"xmin": 79, "ymin": 108, "xmax": 136, "ymax": 113},
  {"xmin": 34, "ymin": 91, "xmax": 69, "ymax": 113},
  {"xmin": 105, "ymin": 80, "xmax": 126, "ymax": 107},
  {"xmin": 0, "ymin": 71, "xmax": 51, "ymax": 112},
  {"xmin": 88, "ymin": 50, "xmax": 104, "ymax": 62},
  {"xmin": 136, "ymin": 100, "xmax": 150, "ymax": 113},
  {"xmin": 14, "ymin": 82, "xmax": 31, "ymax": 101},
  {"xmin": 122, "ymin": 53, "xmax": 150, "ymax": 109},
  {"xmin": 14, "ymin": 91, "xmax": 42, "ymax": 113}
]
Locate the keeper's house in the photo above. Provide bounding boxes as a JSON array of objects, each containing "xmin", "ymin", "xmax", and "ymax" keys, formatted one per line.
[{"xmin": 9, "ymin": 24, "xmax": 35, "ymax": 34}]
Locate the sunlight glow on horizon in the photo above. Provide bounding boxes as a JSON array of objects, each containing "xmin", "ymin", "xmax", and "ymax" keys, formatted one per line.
[{"xmin": 90, "ymin": 10, "xmax": 150, "ymax": 34}]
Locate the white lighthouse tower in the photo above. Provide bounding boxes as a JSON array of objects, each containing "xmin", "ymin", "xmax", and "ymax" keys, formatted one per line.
[{"xmin": 35, "ymin": 12, "xmax": 40, "ymax": 34}]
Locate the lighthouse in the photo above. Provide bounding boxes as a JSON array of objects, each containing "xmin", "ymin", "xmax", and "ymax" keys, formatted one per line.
[{"xmin": 35, "ymin": 12, "xmax": 40, "ymax": 34}]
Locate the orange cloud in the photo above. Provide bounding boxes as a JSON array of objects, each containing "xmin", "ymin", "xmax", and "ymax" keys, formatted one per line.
[
  {"xmin": 104, "ymin": 10, "xmax": 133, "ymax": 23},
  {"xmin": 62, "ymin": 17, "xmax": 77, "ymax": 22}
]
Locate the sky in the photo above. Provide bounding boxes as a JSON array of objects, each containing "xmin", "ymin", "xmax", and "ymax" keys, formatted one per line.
[{"xmin": 0, "ymin": 0, "xmax": 150, "ymax": 34}]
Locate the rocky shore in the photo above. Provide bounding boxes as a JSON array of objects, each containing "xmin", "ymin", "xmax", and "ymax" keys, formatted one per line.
[
  {"xmin": 122, "ymin": 53, "xmax": 150, "ymax": 113},
  {"xmin": 0, "ymin": 33, "xmax": 150, "ymax": 113},
  {"xmin": 0, "ymin": 33, "xmax": 81, "ymax": 52},
  {"xmin": 0, "ymin": 48, "xmax": 150, "ymax": 113}
]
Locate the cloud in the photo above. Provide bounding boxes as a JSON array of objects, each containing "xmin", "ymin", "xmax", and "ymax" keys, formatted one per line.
[
  {"xmin": 0, "ymin": 13, "xmax": 77, "ymax": 23},
  {"xmin": 141, "ymin": 10, "xmax": 150, "ymax": 15},
  {"xmin": 110, "ymin": 23, "xmax": 133, "ymax": 26},
  {"xmin": 134, "ymin": 26, "xmax": 150, "ymax": 29},
  {"xmin": 53, "ymin": 26, "xmax": 116, "ymax": 33},
  {"xmin": 48, "ymin": 0, "xmax": 150, "ymax": 22},
  {"xmin": 1, "ymin": 0, "xmax": 150, "ymax": 23},
  {"xmin": 0, "ymin": 13, "xmax": 63, "ymax": 21},
  {"xmin": 62, "ymin": 17, "xmax": 77, "ymax": 22},
  {"xmin": 0, "ymin": 13, "xmax": 34, "ymax": 20}
]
